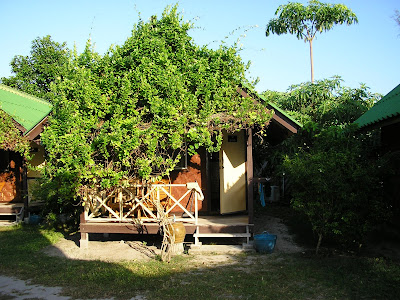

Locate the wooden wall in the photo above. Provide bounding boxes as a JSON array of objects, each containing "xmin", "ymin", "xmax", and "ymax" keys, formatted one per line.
[{"xmin": 169, "ymin": 148, "xmax": 208, "ymax": 213}]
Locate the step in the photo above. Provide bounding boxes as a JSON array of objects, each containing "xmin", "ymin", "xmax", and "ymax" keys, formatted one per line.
[
  {"xmin": 0, "ymin": 206, "xmax": 23, "ymax": 215},
  {"xmin": 193, "ymin": 233, "xmax": 251, "ymax": 238}
]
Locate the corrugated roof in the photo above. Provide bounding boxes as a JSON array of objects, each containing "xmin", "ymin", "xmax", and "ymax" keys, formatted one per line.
[
  {"xmin": 258, "ymin": 94, "xmax": 303, "ymax": 128},
  {"xmin": 355, "ymin": 84, "xmax": 400, "ymax": 129},
  {"xmin": 239, "ymin": 82, "xmax": 302, "ymax": 128},
  {"xmin": 0, "ymin": 84, "xmax": 52, "ymax": 134}
]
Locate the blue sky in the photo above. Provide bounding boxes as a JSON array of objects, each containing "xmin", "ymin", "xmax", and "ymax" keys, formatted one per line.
[{"xmin": 1, "ymin": 0, "xmax": 399, "ymax": 95}]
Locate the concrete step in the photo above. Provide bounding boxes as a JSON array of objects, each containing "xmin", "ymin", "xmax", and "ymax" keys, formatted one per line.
[
  {"xmin": 193, "ymin": 233, "xmax": 251, "ymax": 238},
  {"xmin": 189, "ymin": 244, "xmax": 255, "ymax": 254}
]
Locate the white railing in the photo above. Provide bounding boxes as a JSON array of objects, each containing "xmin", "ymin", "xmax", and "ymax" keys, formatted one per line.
[{"xmin": 83, "ymin": 182, "xmax": 204, "ymax": 225}]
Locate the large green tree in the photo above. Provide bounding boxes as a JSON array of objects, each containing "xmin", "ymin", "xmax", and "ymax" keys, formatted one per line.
[
  {"xmin": 37, "ymin": 6, "xmax": 272, "ymax": 217},
  {"xmin": 264, "ymin": 76, "xmax": 380, "ymax": 127},
  {"xmin": 1, "ymin": 35, "xmax": 70, "ymax": 100},
  {"xmin": 282, "ymin": 124, "xmax": 386, "ymax": 254},
  {"xmin": 265, "ymin": 0, "xmax": 358, "ymax": 82},
  {"xmin": 260, "ymin": 78, "xmax": 386, "ymax": 253}
]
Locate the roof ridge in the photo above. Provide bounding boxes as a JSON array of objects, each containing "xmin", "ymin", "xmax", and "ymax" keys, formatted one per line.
[
  {"xmin": 0, "ymin": 84, "xmax": 52, "ymax": 108},
  {"xmin": 258, "ymin": 94, "xmax": 303, "ymax": 127},
  {"xmin": 238, "ymin": 83, "xmax": 302, "ymax": 127}
]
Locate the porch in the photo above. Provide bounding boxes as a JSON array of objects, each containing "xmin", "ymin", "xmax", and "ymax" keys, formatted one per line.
[
  {"xmin": 0, "ymin": 202, "xmax": 24, "ymax": 224},
  {"xmin": 80, "ymin": 215, "xmax": 253, "ymax": 247},
  {"xmin": 79, "ymin": 182, "xmax": 253, "ymax": 248}
]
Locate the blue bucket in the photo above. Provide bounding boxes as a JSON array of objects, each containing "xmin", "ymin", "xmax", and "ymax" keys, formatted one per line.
[
  {"xmin": 254, "ymin": 232, "xmax": 277, "ymax": 254},
  {"xmin": 29, "ymin": 214, "xmax": 41, "ymax": 225}
]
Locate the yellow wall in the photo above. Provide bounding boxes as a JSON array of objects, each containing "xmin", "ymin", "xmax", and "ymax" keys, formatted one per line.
[
  {"xmin": 27, "ymin": 142, "xmax": 45, "ymax": 202},
  {"xmin": 27, "ymin": 142, "xmax": 45, "ymax": 178}
]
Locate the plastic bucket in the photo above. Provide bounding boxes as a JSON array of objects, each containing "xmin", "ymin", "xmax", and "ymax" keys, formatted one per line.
[
  {"xmin": 29, "ymin": 214, "xmax": 41, "ymax": 225},
  {"xmin": 254, "ymin": 232, "xmax": 277, "ymax": 254}
]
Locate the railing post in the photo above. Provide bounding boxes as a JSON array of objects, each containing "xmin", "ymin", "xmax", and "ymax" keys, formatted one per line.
[
  {"xmin": 194, "ymin": 190, "xmax": 198, "ymax": 226},
  {"xmin": 157, "ymin": 185, "xmax": 160, "ymax": 219},
  {"xmin": 118, "ymin": 189, "xmax": 123, "ymax": 221}
]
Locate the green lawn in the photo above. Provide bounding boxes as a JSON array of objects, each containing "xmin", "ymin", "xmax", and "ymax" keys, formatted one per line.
[{"xmin": 0, "ymin": 224, "xmax": 399, "ymax": 299}]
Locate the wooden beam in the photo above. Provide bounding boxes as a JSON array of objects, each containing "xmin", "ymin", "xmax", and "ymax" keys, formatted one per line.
[
  {"xmin": 80, "ymin": 222, "xmax": 252, "ymax": 235},
  {"xmin": 80, "ymin": 222, "xmax": 161, "ymax": 234},
  {"xmin": 237, "ymin": 86, "xmax": 299, "ymax": 134},
  {"xmin": 25, "ymin": 116, "xmax": 48, "ymax": 141},
  {"xmin": 22, "ymin": 158, "xmax": 28, "ymax": 218},
  {"xmin": 271, "ymin": 111, "xmax": 298, "ymax": 134},
  {"xmin": 246, "ymin": 128, "xmax": 254, "ymax": 224}
]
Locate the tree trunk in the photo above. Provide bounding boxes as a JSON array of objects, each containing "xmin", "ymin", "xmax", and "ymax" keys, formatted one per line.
[
  {"xmin": 315, "ymin": 233, "xmax": 323, "ymax": 255},
  {"xmin": 309, "ymin": 39, "xmax": 314, "ymax": 83}
]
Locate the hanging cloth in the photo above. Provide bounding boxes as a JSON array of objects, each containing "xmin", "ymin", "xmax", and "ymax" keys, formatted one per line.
[{"xmin": 259, "ymin": 183, "xmax": 266, "ymax": 207}]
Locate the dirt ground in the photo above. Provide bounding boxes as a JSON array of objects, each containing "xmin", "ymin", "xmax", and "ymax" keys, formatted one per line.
[
  {"xmin": 39, "ymin": 215, "xmax": 303, "ymax": 262},
  {"xmin": 0, "ymin": 216, "xmax": 303, "ymax": 300}
]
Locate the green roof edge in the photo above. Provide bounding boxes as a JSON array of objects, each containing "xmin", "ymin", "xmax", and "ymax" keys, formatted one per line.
[
  {"xmin": 259, "ymin": 94, "xmax": 303, "ymax": 127},
  {"xmin": 239, "ymin": 82, "xmax": 302, "ymax": 127},
  {"xmin": 354, "ymin": 83, "xmax": 400, "ymax": 129},
  {"xmin": 0, "ymin": 84, "xmax": 53, "ymax": 134}
]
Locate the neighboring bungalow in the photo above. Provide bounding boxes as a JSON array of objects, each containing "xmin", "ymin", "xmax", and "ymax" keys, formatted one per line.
[
  {"xmin": 0, "ymin": 84, "xmax": 52, "ymax": 222},
  {"xmin": 80, "ymin": 86, "xmax": 301, "ymax": 247},
  {"xmin": 355, "ymin": 83, "xmax": 400, "ymax": 213}
]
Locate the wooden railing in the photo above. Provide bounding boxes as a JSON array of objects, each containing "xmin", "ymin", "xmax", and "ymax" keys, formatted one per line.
[{"xmin": 82, "ymin": 182, "xmax": 204, "ymax": 225}]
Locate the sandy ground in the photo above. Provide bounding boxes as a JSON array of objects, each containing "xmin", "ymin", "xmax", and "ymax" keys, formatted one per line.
[
  {"xmin": 253, "ymin": 215, "xmax": 304, "ymax": 254},
  {"xmin": 0, "ymin": 216, "xmax": 303, "ymax": 300}
]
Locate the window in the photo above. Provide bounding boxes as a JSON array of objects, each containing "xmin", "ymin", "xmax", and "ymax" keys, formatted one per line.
[{"xmin": 0, "ymin": 150, "xmax": 10, "ymax": 172}]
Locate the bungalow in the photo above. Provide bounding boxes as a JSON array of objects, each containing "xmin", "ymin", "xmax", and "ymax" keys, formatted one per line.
[
  {"xmin": 355, "ymin": 83, "xmax": 400, "ymax": 214},
  {"xmin": 0, "ymin": 84, "xmax": 52, "ymax": 222},
  {"xmin": 79, "ymin": 86, "xmax": 301, "ymax": 247}
]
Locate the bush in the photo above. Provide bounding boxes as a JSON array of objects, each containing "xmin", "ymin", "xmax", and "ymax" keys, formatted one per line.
[{"xmin": 283, "ymin": 125, "xmax": 389, "ymax": 253}]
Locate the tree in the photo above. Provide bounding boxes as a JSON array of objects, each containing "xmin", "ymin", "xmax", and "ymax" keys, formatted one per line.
[
  {"xmin": 259, "ymin": 78, "xmax": 387, "ymax": 254},
  {"xmin": 265, "ymin": 0, "xmax": 358, "ymax": 82},
  {"xmin": 1, "ymin": 35, "xmax": 70, "ymax": 100},
  {"xmin": 264, "ymin": 76, "xmax": 380, "ymax": 127},
  {"xmin": 38, "ymin": 6, "xmax": 272, "ymax": 217},
  {"xmin": 282, "ymin": 125, "xmax": 386, "ymax": 254},
  {"xmin": 395, "ymin": 10, "xmax": 400, "ymax": 29}
]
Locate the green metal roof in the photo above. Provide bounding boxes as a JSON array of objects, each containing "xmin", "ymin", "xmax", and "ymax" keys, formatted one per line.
[
  {"xmin": 239, "ymin": 82, "xmax": 302, "ymax": 128},
  {"xmin": 258, "ymin": 94, "xmax": 303, "ymax": 128},
  {"xmin": 355, "ymin": 84, "xmax": 400, "ymax": 129},
  {"xmin": 0, "ymin": 84, "xmax": 52, "ymax": 135}
]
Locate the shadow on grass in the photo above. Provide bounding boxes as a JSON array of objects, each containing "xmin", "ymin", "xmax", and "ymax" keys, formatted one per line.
[{"xmin": 0, "ymin": 224, "xmax": 399, "ymax": 300}]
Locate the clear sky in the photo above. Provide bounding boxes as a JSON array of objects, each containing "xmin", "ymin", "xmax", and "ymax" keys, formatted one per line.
[{"xmin": 1, "ymin": 0, "xmax": 399, "ymax": 95}]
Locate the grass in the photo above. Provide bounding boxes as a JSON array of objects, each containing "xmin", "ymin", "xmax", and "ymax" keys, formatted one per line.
[{"xmin": 0, "ymin": 222, "xmax": 399, "ymax": 299}]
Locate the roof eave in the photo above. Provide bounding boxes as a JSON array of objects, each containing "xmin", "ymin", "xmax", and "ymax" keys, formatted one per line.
[
  {"xmin": 237, "ymin": 86, "xmax": 302, "ymax": 133},
  {"xmin": 24, "ymin": 116, "xmax": 49, "ymax": 140}
]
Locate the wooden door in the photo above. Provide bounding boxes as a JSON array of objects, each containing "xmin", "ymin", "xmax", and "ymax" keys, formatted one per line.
[
  {"xmin": 219, "ymin": 130, "xmax": 246, "ymax": 214},
  {"xmin": 0, "ymin": 150, "xmax": 22, "ymax": 203}
]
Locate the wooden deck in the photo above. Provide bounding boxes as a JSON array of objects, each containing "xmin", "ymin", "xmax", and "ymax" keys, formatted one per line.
[
  {"xmin": 0, "ymin": 203, "xmax": 24, "ymax": 223},
  {"xmin": 79, "ymin": 183, "xmax": 253, "ymax": 247},
  {"xmin": 79, "ymin": 214, "xmax": 253, "ymax": 247},
  {"xmin": 80, "ymin": 215, "xmax": 252, "ymax": 235}
]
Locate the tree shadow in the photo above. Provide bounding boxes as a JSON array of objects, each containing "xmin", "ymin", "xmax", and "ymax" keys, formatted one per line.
[{"xmin": 0, "ymin": 224, "xmax": 399, "ymax": 300}]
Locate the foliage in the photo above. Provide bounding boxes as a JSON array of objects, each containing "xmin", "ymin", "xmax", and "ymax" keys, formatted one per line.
[
  {"xmin": 395, "ymin": 10, "xmax": 400, "ymax": 29},
  {"xmin": 257, "ymin": 77, "xmax": 379, "ymax": 178},
  {"xmin": 1, "ymin": 35, "xmax": 70, "ymax": 101},
  {"xmin": 264, "ymin": 76, "xmax": 380, "ymax": 127},
  {"xmin": 0, "ymin": 109, "xmax": 30, "ymax": 158},
  {"xmin": 259, "ymin": 78, "xmax": 386, "ymax": 253},
  {"xmin": 34, "ymin": 6, "xmax": 271, "ymax": 216},
  {"xmin": 265, "ymin": 0, "xmax": 358, "ymax": 82},
  {"xmin": 282, "ymin": 125, "xmax": 387, "ymax": 253}
]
